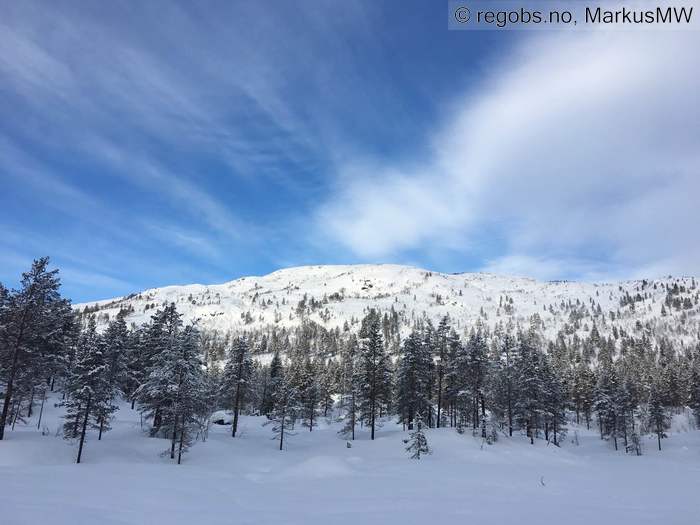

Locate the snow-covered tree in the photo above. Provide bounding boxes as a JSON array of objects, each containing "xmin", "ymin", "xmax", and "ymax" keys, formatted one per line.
[
  {"xmin": 0, "ymin": 257, "xmax": 72, "ymax": 440},
  {"xmin": 136, "ymin": 305, "xmax": 208, "ymax": 462},
  {"xmin": 647, "ymin": 379, "xmax": 670, "ymax": 451},
  {"xmin": 338, "ymin": 336, "xmax": 359, "ymax": 440},
  {"xmin": 136, "ymin": 303, "xmax": 184, "ymax": 437},
  {"xmin": 62, "ymin": 317, "xmax": 109, "ymax": 463},
  {"xmin": 265, "ymin": 374, "xmax": 299, "ymax": 451},
  {"xmin": 357, "ymin": 310, "xmax": 392, "ymax": 440},
  {"xmin": 220, "ymin": 336, "xmax": 253, "ymax": 437},
  {"xmin": 395, "ymin": 330, "xmax": 432, "ymax": 430},
  {"xmin": 405, "ymin": 412, "xmax": 431, "ymax": 459}
]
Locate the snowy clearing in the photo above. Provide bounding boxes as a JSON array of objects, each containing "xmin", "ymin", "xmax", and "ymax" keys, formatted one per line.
[{"xmin": 1, "ymin": 396, "xmax": 699, "ymax": 525}]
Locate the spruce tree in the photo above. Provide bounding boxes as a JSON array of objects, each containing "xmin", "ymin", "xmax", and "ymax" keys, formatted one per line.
[
  {"xmin": 357, "ymin": 310, "xmax": 391, "ymax": 440},
  {"xmin": 261, "ymin": 350, "xmax": 283, "ymax": 416},
  {"xmin": 647, "ymin": 379, "xmax": 670, "ymax": 451},
  {"xmin": 405, "ymin": 412, "xmax": 431, "ymax": 459},
  {"xmin": 265, "ymin": 374, "xmax": 298, "ymax": 450},
  {"xmin": 297, "ymin": 358, "xmax": 320, "ymax": 431},
  {"xmin": 220, "ymin": 337, "xmax": 253, "ymax": 437}
]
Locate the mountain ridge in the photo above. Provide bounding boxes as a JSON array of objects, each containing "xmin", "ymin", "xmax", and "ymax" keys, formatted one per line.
[{"xmin": 75, "ymin": 264, "xmax": 699, "ymax": 350}]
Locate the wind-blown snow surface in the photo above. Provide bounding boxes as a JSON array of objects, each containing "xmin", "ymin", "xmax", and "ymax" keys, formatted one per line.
[
  {"xmin": 76, "ymin": 264, "xmax": 698, "ymax": 345},
  {"xmin": 2, "ymin": 396, "xmax": 699, "ymax": 525}
]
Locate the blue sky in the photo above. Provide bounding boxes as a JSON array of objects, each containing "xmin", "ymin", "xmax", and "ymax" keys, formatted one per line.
[{"xmin": 1, "ymin": 1, "xmax": 698, "ymax": 302}]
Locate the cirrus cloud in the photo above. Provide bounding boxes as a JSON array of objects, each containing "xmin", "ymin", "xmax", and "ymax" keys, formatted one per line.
[{"xmin": 315, "ymin": 28, "xmax": 700, "ymax": 279}]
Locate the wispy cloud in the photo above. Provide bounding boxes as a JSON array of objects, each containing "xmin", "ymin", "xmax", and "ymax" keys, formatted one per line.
[{"xmin": 315, "ymin": 29, "xmax": 700, "ymax": 279}]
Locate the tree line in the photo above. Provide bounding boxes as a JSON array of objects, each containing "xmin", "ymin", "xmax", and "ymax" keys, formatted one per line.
[{"xmin": 3, "ymin": 258, "xmax": 700, "ymax": 463}]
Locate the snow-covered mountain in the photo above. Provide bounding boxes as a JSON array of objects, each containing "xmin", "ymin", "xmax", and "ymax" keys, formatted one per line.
[{"xmin": 76, "ymin": 264, "xmax": 699, "ymax": 348}]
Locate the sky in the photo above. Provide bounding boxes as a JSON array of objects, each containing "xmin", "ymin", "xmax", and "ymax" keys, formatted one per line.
[{"xmin": 1, "ymin": 1, "xmax": 698, "ymax": 302}]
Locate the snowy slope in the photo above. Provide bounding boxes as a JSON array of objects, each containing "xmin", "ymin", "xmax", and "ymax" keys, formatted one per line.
[
  {"xmin": 76, "ymin": 264, "xmax": 699, "ymax": 346},
  {"xmin": 2, "ymin": 393, "xmax": 700, "ymax": 525}
]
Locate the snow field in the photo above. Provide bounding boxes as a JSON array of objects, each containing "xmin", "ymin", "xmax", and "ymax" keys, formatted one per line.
[{"xmin": 2, "ymin": 394, "xmax": 699, "ymax": 525}]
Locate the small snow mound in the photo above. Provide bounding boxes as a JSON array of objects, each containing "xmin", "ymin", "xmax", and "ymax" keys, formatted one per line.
[
  {"xmin": 281, "ymin": 456, "xmax": 353, "ymax": 479},
  {"xmin": 210, "ymin": 410, "xmax": 232, "ymax": 425}
]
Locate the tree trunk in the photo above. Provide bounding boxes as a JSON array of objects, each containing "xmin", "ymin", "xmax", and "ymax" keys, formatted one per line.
[
  {"xmin": 232, "ymin": 379, "xmax": 243, "ymax": 437},
  {"xmin": 37, "ymin": 388, "xmax": 46, "ymax": 430},
  {"xmin": 0, "ymin": 347, "xmax": 20, "ymax": 440},
  {"xmin": 170, "ymin": 417, "xmax": 178, "ymax": 459},
  {"xmin": 76, "ymin": 394, "xmax": 91, "ymax": 464},
  {"xmin": 279, "ymin": 408, "xmax": 286, "ymax": 451},
  {"xmin": 350, "ymin": 392, "xmax": 355, "ymax": 441},
  {"xmin": 436, "ymin": 367, "xmax": 443, "ymax": 428},
  {"xmin": 0, "ymin": 298, "xmax": 33, "ymax": 441},
  {"xmin": 153, "ymin": 407, "xmax": 162, "ymax": 433},
  {"xmin": 98, "ymin": 417, "xmax": 104, "ymax": 440},
  {"xmin": 177, "ymin": 416, "xmax": 185, "ymax": 464},
  {"xmin": 27, "ymin": 387, "xmax": 35, "ymax": 418},
  {"xmin": 11, "ymin": 397, "xmax": 22, "ymax": 430},
  {"xmin": 507, "ymin": 385, "xmax": 513, "ymax": 437}
]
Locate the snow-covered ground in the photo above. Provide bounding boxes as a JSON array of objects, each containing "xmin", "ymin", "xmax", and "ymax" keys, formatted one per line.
[{"xmin": 2, "ymin": 395, "xmax": 699, "ymax": 524}]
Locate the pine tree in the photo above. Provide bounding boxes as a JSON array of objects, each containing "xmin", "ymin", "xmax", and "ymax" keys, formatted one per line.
[
  {"xmin": 136, "ymin": 304, "xmax": 184, "ymax": 437},
  {"xmin": 265, "ymin": 374, "xmax": 299, "ymax": 451},
  {"xmin": 689, "ymin": 362, "xmax": 700, "ymax": 426},
  {"xmin": 0, "ymin": 257, "xmax": 72, "ymax": 440},
  {"xmin": 297, "ymin": 358, "xmax": 320, "ymax": 431},
  {"xmin": 514, "ymin": 334, "xmax": 542, "ymax": 444},
  {"xmin": 317, "ymin": 360, "xmax": 337, "ymax": 418},
  {"xmin": 595, "ymin": 358, "xmax": 620, "ymax": 448},
  {"xmin": 434, "ymin": 316, "xmax": 451, "ymax": 428},
  {"xmin": 488, "ymin": 333, "xmax": 518, "ymax": 436},
  {"xmin": 442, "ymin": 328, "xmax": 462, "ymax": 428},
  {"xmin": 395, "ymin": 330, "xmax": 432, "ymax": 430},
  {"xmin": 124, "ymin": 326, "xmax": 145, "ymax": 409},
  {"xmin": 571, "ymin": 361, "xmax": 596, "ymax": 429},
  {"xmin": 62, "ymin": 317, "xmax": 108, "ymax": 463},
  {"xmin": 338, "ymin": 336, "xmax": 359, "ymax": 440},
  {"xmin": 220, "ymin": 337, "xmax": 253, "ymax": 437},
  {"xmin": 357, "ymin": 310, "xmax": 391, "ymax": 440},
  {"xmin": 647, "ymin": 379, "xmax": 670, "ymax": 451},
  {"xmin": 466, "ymin": 329, "xmax": 489, "ymax": 433},
  {"xmin": 261, "ymin": 350, "xmax": 283, "ymax": 416},
  {"xmin": 539, "ymin": 353, "xmax": 567, "ymax": 446},
  {"xmin": 138, "ymin": 314, "xmax": 207, "ymax": 462},
  {"xmin": 96, "ymin": 310, "xmax": 129, "ymax": 439},
  {"xmin": 405, "ymin": 412, "xmax": 431, "ymax": 459},
  {"xmin": 171, "ymin": 325, "xmax": 208, "ymax": 464}
]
